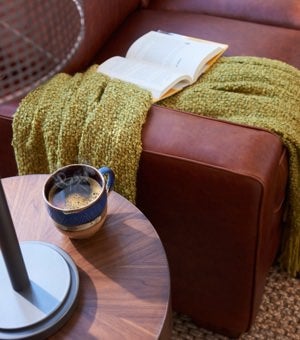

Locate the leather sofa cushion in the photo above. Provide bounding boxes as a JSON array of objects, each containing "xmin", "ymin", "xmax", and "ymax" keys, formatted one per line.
[
  {"xmin": 95, "ymin": 9, "xmax": 300, "ymax": 69},
  {"xmin": 63, "ymin": 0, "xmax": 142, "ymax": 74},
  {"xmin": 147, "ymin": 0, "xmax": 300, "ymax": 29}
]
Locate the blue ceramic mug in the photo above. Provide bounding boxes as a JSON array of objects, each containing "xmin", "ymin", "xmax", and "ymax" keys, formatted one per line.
[{"xmin": 43, "ymin": 164, "xmax": 115, "ymax": 239}]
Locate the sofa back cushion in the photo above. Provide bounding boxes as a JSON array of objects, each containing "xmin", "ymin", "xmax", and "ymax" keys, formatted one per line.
[
  {"xmin": 64, "ymin": 0, "xmax": 142, "ymax": 73},
  {"xmin": 147, "ymin": 0, "xmax": 300, "ymax": 29}
]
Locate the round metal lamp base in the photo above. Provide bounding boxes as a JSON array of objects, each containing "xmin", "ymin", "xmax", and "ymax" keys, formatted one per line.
[{"xmin": 0, "ymin": 241, "xmax": 79, "ymax": 339}]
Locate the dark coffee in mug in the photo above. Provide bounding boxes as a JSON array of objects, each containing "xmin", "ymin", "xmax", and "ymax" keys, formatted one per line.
[
  {"xmin": 48, "ymin": 177, "xmax": 101, "ymax": 210},
  {"xmin": 44, "ymin": 164, "xmax": 115, "ymax": 239}
]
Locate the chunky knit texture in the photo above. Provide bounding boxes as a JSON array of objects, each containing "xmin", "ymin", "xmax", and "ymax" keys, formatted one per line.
[
  {"xmin": 12, "ymin": 57, "xmax": 300, "ymax": 275},
  {"xmin": 12, "ymin": 65, "xmax": 152, "ymax": 203}
]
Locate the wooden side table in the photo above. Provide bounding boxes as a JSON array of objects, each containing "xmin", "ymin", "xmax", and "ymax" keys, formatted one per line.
[{"xmin": 2, "ymin": 174, "xmax": 172, "ymax": 339}]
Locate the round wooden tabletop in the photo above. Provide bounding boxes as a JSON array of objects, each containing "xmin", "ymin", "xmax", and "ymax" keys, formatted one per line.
[{"xmin": 2, "ymin": 174, "xmax": 172, "ymax": 339}]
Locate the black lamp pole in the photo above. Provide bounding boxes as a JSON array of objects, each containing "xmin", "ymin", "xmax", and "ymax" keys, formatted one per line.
[{"xmin": 0, "ymin": 178, "xmax": 30, "ymax": 292}]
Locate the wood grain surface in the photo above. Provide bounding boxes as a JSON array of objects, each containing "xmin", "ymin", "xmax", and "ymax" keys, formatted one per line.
[{"xmin": 2, "ymin": 175, "xmax": 172, "ymax": 339}]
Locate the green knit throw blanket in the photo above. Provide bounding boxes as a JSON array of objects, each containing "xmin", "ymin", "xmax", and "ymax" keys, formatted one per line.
[{"xmin": 12, "ymin": 57, "xmax": 300, "ymax": 276}]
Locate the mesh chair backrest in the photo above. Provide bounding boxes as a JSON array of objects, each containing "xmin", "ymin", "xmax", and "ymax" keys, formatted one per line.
[{"xmin": 0, "ymin": 0, "xmax": 84, "ymax": 104}]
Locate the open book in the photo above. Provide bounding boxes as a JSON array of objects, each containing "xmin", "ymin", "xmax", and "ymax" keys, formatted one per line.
[{"xmin": 97, "ymin": 31, "xmax": 228, "ymax": 102}]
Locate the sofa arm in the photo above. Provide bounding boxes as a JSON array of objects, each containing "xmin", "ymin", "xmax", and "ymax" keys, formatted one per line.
[
  {"xmin": 136, "ymin": 104, "xmax": 288, "ymax": 336},
  {"xmin": 147, "ymin": 0, "xmax": 300, "ymax": 29}
]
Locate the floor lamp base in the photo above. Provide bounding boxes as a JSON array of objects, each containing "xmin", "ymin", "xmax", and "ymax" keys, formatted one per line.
[{"xmin": 0, "ymin": 241, "xmax": 79, "ymax": 339}]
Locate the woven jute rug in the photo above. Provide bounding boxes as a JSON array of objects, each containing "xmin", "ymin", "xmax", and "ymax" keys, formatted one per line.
[{"xmin": 172, "ymin": 265, "xmax": 300, "ymax": 339}]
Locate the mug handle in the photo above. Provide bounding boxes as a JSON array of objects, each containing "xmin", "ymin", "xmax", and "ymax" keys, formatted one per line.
[{"xmin": 99, "ymin": 167, "xmax": 115, "ymax": 193}]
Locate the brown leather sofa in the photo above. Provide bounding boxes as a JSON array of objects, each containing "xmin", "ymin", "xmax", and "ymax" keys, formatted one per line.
[{"xmin": 1, "ymin": 0, "xmax": 299, "ymax": 337}]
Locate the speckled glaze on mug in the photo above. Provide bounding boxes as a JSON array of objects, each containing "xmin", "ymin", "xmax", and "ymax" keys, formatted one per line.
[{"xmin": 43, "ymin": 164, "xmax": 115, "ymax": 239}]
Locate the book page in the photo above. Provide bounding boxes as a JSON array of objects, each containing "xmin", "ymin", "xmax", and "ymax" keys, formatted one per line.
[
  {"xmin": 126, "ymin": 31, "xmax": 227, "ymax": 81},
  {"xmin": 97, "ymin": 56, "xmax": 191, "ymax": 100}
]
